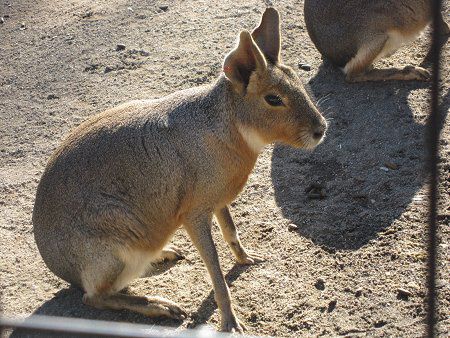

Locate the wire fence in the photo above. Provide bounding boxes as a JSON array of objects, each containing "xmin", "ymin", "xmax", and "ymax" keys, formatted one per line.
[
  {"xmin": 0, "ymin": 1, "xmax": 445, "ymax": 337},
  {"xmin": 425, "ymin": 0, "xmax": 444, "ymax": 337},
  {"xmin": 0, "ymin": 315, "xmax": 264, "ymax": 338}
]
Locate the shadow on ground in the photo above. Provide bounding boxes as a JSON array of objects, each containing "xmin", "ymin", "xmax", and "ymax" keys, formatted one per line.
[
  {"xmin": 8, "ymin": 260, "xmax": 185, "ymax": 337},
  {"xmin": 187, "ymin": 264, "xmax": 251, "ymax": 329},
  {"xmin": 271, "ymin": 62, "xmax": 449, "ymax": 251},
  {"xmin": 9, "ymin": 263, "xmax": 250, "ymax": 337}
]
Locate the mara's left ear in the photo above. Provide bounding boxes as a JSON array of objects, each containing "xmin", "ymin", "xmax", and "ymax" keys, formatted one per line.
[
  {"xmin": 223, "ymin": 30, "xmax": 267, "ymax": 95},
  {"xmin": 251, "ymin": 7, "xmax": 281, "ymax": 64}
]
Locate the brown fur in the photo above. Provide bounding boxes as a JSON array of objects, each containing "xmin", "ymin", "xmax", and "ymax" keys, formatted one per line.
[
  {"xmin": 304, "ymin": 0, "xmax": 449, "ymax": 82},
  {"xmin": 32, "ymin": 8, "xmax": 327, "ymax": 333}
]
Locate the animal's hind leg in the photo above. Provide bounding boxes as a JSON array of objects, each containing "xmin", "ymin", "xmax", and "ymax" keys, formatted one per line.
[
  {"xmin": 81, "ymin": 251, "xmax": 187, "ymax": 319},
  {"xmin": 83, "ymin": 293, "xmax": 187, "ymax": 320},
  {"xmin": 345, "ymin": 36, "xmax": 430, "ymax": 82}
]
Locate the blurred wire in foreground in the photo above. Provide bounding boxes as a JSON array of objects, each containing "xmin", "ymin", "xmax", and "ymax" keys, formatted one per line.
[{"xmin": 0, "ymin": 315, "xmax": 265, "ymax": 338}]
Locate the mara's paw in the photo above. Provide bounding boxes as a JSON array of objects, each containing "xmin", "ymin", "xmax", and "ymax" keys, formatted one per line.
[
  {"xmin": 148, "ymin": 296, "xmax": 187, "ymax": 320},
  {"xmin": 403, "ymin": 66, "xmax": 431, "ymax": 81},
  {"xmin": 159, "ymin": 246, "xmax": 185, "ymax": 262},
  {"xmin": 165, "ymin": 303, "xmax": 188, "ymax": 320},
  {"xmin": 220, "ymin": 315, "xmax": 246, "ymax": 333},
  {"xmin": 236, "ymin": 250, "xmax": 265, "ymax": 265}
]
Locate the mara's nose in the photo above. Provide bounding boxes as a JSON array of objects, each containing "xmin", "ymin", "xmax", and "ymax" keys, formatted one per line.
[{"xmin": 312, "ymin": 120, "xmax": 327, "ymax": 140}]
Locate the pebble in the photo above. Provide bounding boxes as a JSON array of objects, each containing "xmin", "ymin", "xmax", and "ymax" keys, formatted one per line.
[
  {"xmin": 314, "ymin": 277, "xmax": 326, "ymax": 290},
  {"xmin": 0, "ymin": 17, "xmax": 4, "ymax": 24},
  {"xmin": 355, "ymin": 287, "xmax": 363, "ymax": 297},
  {"xmin": 385, "ymin": 162, "xmax": 398, "ymax": 170},
  {"xmin": 116, "ymin": 44, "xmax": 126, "ymax": 51},
  {"xmin": 47, "ymin": 94, "xmax": 59, "ymax": 100},
  {"xmin": 379, "ymin": 166, "xmax": 389, "ymax": 172},
  {"xmin": 81, "ymin": 11, "xmax": 93, "ymax": 19},
  {"xmin": 327, "ymin": 300, "xmax": 337, "ymax": 312},
  {"xmin": 397, "ymin": 288, "xmax": 412, "ymax": 300},
  {"xmin": 288, "ymin": 224, "xmax": 298, "ymax": 231},
  {"xmin": 305, "ymin": 183, "xmax": 327, "ymax": 199},
  {"xmin": 19, "ymin": 22, "xmax": 26, "ymax": 30},
  {"xmin": 104, "ymin": 66, "xmax": 114, "ymax": 73},
  {"xmin": 159, "ymin": 5, "xmax": 169, "ymax": 11},
  {"xmin": 298, "ymin": 63, "xmax": 311, "ymax": 71},
  {"xmin": 374, "ymin": 320, "xmax": 387, "ymax": 328}
]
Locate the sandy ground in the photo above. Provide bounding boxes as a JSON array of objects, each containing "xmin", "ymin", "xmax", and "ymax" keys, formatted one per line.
[{"xmin": 1, "ymin": 0, "xmax": 449, "ymax": 337}]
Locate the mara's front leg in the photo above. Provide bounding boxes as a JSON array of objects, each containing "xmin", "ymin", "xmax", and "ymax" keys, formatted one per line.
[
  {"xmin": 215, "ymin": 206, "xmax": 265, "ymax": 265},
  {"xmin": 184, "ymin": 212, "xmax": 245, "ymax": 333}
]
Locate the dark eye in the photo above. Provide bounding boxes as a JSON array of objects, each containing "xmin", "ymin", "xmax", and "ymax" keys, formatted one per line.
[{"xmin": 264, "ymin": 94, "xmax": 284, "ymax": 107}]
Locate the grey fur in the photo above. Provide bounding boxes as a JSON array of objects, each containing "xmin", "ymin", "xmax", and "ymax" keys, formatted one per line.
[
  {"xmin": 33, "ymin": 7, "xmax": 327, "ymax": 332},
  {"xmin": 304, "ymin": 0, "xmax": 449, "ymax": 81}
]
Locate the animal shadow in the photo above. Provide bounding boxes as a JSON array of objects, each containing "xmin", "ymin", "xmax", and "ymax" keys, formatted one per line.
[
  {"xmin": 271, "ymin": 62, "xmax": 449, "ymax": 251},
  {"xmin": 9, "ymin": 261, "xmax": 185, "ymax": 338},
  {"xmin": 188, "ymin": 264, "xmax": 251, "ymax": 329}
]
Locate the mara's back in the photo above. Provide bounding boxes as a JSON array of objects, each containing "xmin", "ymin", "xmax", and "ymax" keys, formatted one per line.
[
  {"xmin": 32, "ymin": 85, "xmax": 219, "ymax": 284},
  {"xmin": 304, "ymin": 0, "xmax": 431, "ymax": 66}
]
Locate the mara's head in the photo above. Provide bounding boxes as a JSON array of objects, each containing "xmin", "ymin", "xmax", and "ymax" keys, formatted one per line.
[{"xmin": 223, "ymin": 8, "xmax": 327, "ymax": 151}]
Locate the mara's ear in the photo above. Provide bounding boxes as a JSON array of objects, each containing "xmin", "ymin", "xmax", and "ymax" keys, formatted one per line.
[
  {"xmin": 223, "ymin": 30, "xmax": 267, "ymax": 94},
  {"xmin": 251, "ymin": 7, "xmax": 281, "ymax": 64}
]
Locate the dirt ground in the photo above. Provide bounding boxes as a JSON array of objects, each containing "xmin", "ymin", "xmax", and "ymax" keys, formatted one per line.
[{"xmin": 1, "ymin": 0, "xmax": 449, "ymax": 337}]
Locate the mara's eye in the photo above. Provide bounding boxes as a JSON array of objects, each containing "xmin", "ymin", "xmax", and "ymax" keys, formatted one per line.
[{"xmin": 264, "ymin": 94, "xmax": 284, "ymax": 107}]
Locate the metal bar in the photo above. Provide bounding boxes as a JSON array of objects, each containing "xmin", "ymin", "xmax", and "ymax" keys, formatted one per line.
[
  {"xmin": 0, "ymin": 315, "xmax": 264, "ymax": 338},
  {"xmin": 426, "ymin": 0, "xmax": 443, "ymax": 337}
]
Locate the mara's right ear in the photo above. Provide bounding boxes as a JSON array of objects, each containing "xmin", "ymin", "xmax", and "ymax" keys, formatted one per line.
[
  {"xmin": 252, "ymin": 7, "xmax": 281, "ymax": 64},
  {"xmin": 223, "ymin": 30, "xmax": 267, "ymax": 95}
]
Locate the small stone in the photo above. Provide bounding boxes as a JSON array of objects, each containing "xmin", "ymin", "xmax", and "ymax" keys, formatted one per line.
[
  {"xmin": 104, "ymin": 66, "xmax": 114, "ymax": 73},
  {"xmin": 84, "ymin": 64, "xmax": 99, "ymax": 72},
  {"xmin": 19, "ymin": 22, "xmax": 26, "ymax": 30},
  {"xmin": 374, "ymin": 320, "xmax": 387, "ymax": 328},
  {"xmin": 288, "ymin": 224, "xmax": 298, "ymax": 232},
  {"xmin": 299, "ymin": 63, "xmax": 311, "ymax": 71},
  {"xmin": 159, "ymin": 5, "xmax": 169, "ymax": 11},
  {"xmin": 116, "ymin": 44, "xmax": 126, "ymax": 51},
  {"xmin": 314, "ymin": 277, "xmax": 325, "ymax": 290},
  {"xmin": 81, "ymin": 11, "xmax": 93, "ymax": 19},
  {"xmin": 248, "ymin": 312, "xmax": 258, "ymax": 323},
  {"xmin": 0, "ymin": 17, "xmax": 4, "ymax": 24},
  {"xmin": 305, "ymin": 183, "xmax": 327, "ymax": 199},
  {"xmin": 397, "ymin": 288, "xmax": 412, "ymax": 300},
  {"xmin": 327, "ymin": 300, "xmax": 337, "ymax": 312},
  {"xmin": 47, "ymin": 94, "xmax": 59, "ymax": 100},
  {"xmin": 385, "ymin": 162, "xmax": 398, "ymax": 170},
  {"xmin": 355, "ymin": 288, "xmax": 363, "ymax": 297},
  {"xmin": 379, "ymin": 166, "xmax": 389, "ymax": 172}
]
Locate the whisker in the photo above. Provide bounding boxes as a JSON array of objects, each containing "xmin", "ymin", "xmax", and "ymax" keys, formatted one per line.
[{"xmin": 317, "ymin": 93, "xmax": 331, "ymax": 105}]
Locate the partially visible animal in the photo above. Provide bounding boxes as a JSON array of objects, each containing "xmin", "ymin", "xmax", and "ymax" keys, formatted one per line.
[{"xmin": 304, "ymin": 0, "xmax": 449, "ymax": 82}]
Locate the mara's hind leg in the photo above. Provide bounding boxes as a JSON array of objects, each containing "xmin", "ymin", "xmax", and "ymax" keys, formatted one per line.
[
  {"xmin": 81, "ymin": 250, "xmax": 187, "ymax": 320},
  {"xmin": 83, "ymin": 294, "xmax": 187, "ymax": 320},
  {"xmin": 344, "ymin": 36, "xmax": 430, "ymax": 82}
]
